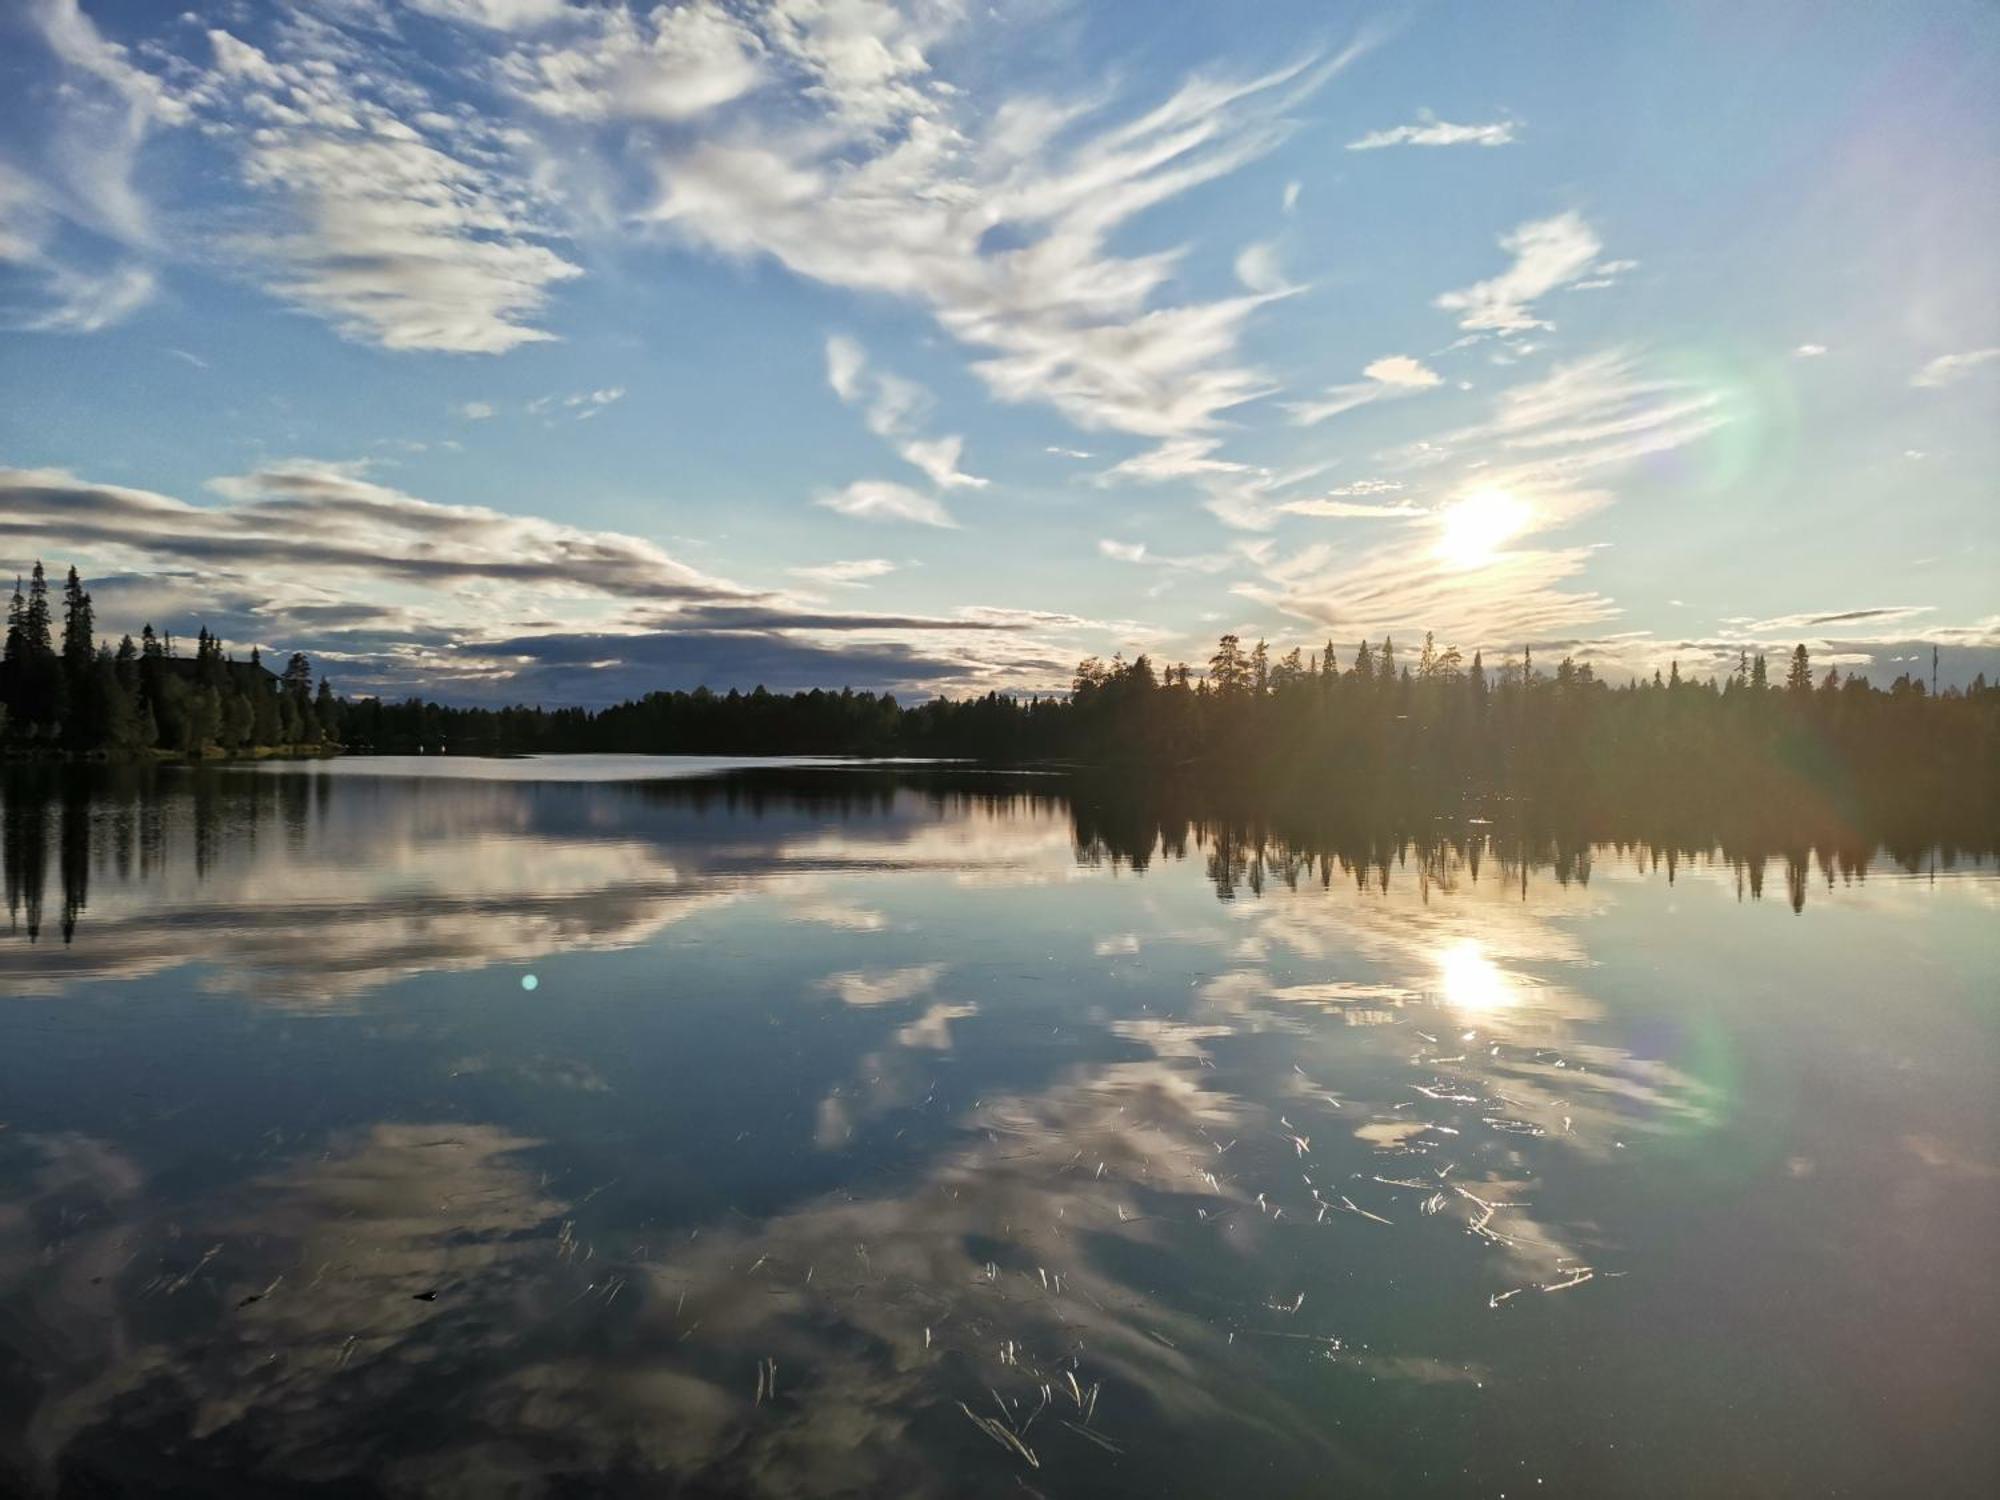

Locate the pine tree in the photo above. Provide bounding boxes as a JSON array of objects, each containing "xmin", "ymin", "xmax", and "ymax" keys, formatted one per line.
[
  {"xmin": 60, "ymin": 568, "xmax": 94, "ymax": 678},
  {"xmin": 1786, "ymin": 644, "xmax": 1812, "ymax": 696}
]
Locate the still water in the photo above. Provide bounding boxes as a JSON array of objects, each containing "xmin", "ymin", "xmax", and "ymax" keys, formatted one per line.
[{"xmin": 1, "ymin": 760, "xmax": 1993, "ymax": 1497}]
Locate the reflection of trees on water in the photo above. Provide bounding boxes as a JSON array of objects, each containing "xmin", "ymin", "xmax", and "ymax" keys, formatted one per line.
[
  {"xmin": 1065, "ymin": 776, "xmax": 1993, "ymax": 914},
  {"xmin": 2, "ymin": 767, "xmax": 1989, "ymax": 969}
]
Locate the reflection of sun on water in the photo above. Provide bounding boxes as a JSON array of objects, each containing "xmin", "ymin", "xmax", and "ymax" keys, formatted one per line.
[
  {"xmin": 1434, "ymin": 487, "xmax": 1531, "ymax": 568},
  {"xmin": 1435, "ymin": 938, "xmax": 1515, "ymax": 1013}
]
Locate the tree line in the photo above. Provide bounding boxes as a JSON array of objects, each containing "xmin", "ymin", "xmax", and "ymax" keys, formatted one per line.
[
  {"xmin": 2, "ymin": 563, "xmax": 339, "ymax": 756},
  {"xmin": 5, "ymin": 562, "xmax": 1994, "ymax": 840}
]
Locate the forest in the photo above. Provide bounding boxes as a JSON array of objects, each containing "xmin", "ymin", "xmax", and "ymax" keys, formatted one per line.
[{"xmin": 6, "ymin": 561, "xmax": 1996, "ymax": 841}]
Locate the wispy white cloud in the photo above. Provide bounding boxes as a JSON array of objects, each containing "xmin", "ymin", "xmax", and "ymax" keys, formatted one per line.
[
  {"xmin": 1240, "ymin": 350, "xmax": 1735, "ymax": 646},
  {"xmin": 0, "ymin": 1, "xmax": 191, "ymax": 330},
  {"xmin": 1233, "ymin": 241, "xmax": 1288, "ymax": 294},
  {"xmin": 527, "ymin": 387, "xmax": 625, "ymax": 420},
  {"xmin": 788, "ymin": 558, "xmax": 898, "ymax": 588},
  {"xmin": 191, "ymin": 19, "xmax": 581, "ymax": 353},
  {"xmin": 1793, "ymin": 343, "xmax": 1827, "ymax": 358},
  {"xmin": 1097, "ymin": 538, "xmax": 1233, "ymax": 573},
  {"xmin": 645, "ymin": 28, "xmax": 1371, "ymax": 440},
  {"xmin": 1095, "ymin": 437, "xmax": 1254, "ymax": 486},
  {"xmin": 497, "ymin": 1, "xmax": 764, "ymax": 120},
  {"xmin": 456, "ymin": 400, "xmax": 497, "ymax": 420},
  {"xmin": 1347, "ymin": 112, "xmax": 1516, "ymax": 151},
  {"xmin": 1435, "ymin": 211, "xmax": 1609, "ymax": 334},
  {"xmin": 1283, "ymin": 353, "xmax": 1442, "ymax": 425},
  {"xmin": 1911, "ymin": 348, "xmax": 1998, "ymax": 388},
  {"xmin": 15, "ymin": 261, "xmax": 155, "ymax": 333},
  {"xmin": 824, "ymin": 334, "xmax": 986, "ymax": 490},
  {"xmin": 816, "ymin": 479, "xmax": 957, "ymax": 528},
  {"xmin": 409, "ymin": 0, "xmax": 574, "ymax": 32}
]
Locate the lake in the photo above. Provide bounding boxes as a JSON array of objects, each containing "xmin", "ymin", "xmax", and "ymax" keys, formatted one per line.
[{"xmin": 1, "ymin": 758, "xmax": 1994, "ymax": 1497}]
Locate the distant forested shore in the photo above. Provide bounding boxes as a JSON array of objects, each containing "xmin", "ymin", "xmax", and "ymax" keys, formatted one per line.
[{"xmin": 5, "ymin": 561, "xmax": 1996, "ymax": 840}]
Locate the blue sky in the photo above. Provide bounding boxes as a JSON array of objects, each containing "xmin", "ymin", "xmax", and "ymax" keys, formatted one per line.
[{"xmin": 2, "ymin": 0, "xmax": 1995, "ymax": 703}]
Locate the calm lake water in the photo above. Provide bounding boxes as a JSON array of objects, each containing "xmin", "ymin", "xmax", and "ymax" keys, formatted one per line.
[{"xmin": 1, "ymin": 759, "xmax": 1994, "ymax": 1498}]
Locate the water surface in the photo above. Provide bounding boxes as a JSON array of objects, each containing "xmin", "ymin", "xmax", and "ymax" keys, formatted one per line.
[{"xmin": 1, "ymin": 759, "xmax": 1994, "ymax": 1497}]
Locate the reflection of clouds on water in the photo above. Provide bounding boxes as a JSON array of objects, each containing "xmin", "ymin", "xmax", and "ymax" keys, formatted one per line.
[
  {"xmin": 2, "ymin": 1067, "xmax": 1349, "ymax": 1496},
  {"xmin": 2, "ymin": 1124, "xmax": 566, "ymax": 1490},
  {"xmin": 0, "ymin": 777, "xmax": 1086, "ymax": 1006},
  {"xmin": 6, "ymin": 774, "xmax": 1993, "ymax": 1494},
  {"xmin": 818, "ymin": 963, "xmax": 946, "ymax": 1008}
]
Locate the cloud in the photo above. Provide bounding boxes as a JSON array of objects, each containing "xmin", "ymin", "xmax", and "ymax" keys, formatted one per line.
[
  {"xmin": 1911, "ymin": 348, "xmax": 1999, "ymax": 388},
  {"xmin": 1347, "ymin": 112, "xmax": 1516, "ymax": 151},
  {"xmin": 823, "ymin": 334, "xmax": 985, "ymax": 489},
  {"xmin": 1281, "ymin": 180, "xmax": 1301, "ymax": 213},
  {"xmin": 644, "ymin": 31, "xmax": 1370, "ymax": 441},
  {"xmin": 1284, "ymin": 353, "xmax": 1443, "ymax": 425},
  {"xmin": 1239, "ymin": 350, "xmax": 1735, "ymax": 646},
  {"xmin": 497, "ymin": 1, "xmax": 764, "ymax": 120},
  {"xmin": 14, "ymin": 261, "xmax": 155, "ymax": 333},
  {"xmin": 0, "ymin": 461, "xmax": 1107, "ymax": 702},
  {"xmin": 1234, "ymin": 241, "xmax": 1287, "ymax": 293},
  {"xmin": 787, "ymin": 558, "xmax": 898, "ymax": 587},
  {"xmin": 0, "ymin": 461, "xmax": 744, "ymax": 602},
  {"xmin": 816, "ymin": 479, "xmax": 957, "ymax": 528},
  {"xmin": 0, "ymin": 1, "xmax": 191, "ymax": 330},
  {"xmin": 1735, "ymin": 605, "xmax": 1936, "ymax": 634},
  {"xmin": 189, "ymin": 21, "xmax": 581, "ymax": 353},
  {"xmin": 1096, "ymin": 539, "xmax": 1233, "ymax": 574},
  {"xmin": 528, "ymin": 387, "xmax": 625, "ymax": 419},
  {"xmin": 1435, "ymin": 212, "xmax": 1606, "ymax": 334},
  {"xmin": 408, "ymin": 0, "xmax": 574, "ymax": 34},
  {"xmin": 1096, "ymin": 437, "xmax": 1251, "ymax": 485},
  {"xmin": 896, "ymin": 434, "xmax": 986, "ymax": 490},
  {"xmin": 1794, "ymin": 343, "xmax": 1828, "ymax": 358},
  {"xmin": 456, "ymin": 400, "xmax": 496, "ymax": 420},
  {"xmin": 1278, "ymin": 497, "xmax": 1424, "ymax": 519}
]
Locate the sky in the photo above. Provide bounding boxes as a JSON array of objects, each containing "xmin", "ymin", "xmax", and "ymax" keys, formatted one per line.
[{"xmin": 0, "ymin": 0, "xmax": 1995, "ymax": 705}]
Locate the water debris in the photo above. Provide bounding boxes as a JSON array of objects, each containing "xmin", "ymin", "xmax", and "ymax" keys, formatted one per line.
[
  {"xmin": 1338, "ymin": 1195, "xmax": 1394, "ymax": 1227},
  {"xmin": 1482, "ymin": 1116, "xmax": 1546, "ymax": 1137},
  {"xmin": 1061, "ymin": 1419, "xmax": 1123, "ymax": 1453},
  {"xmin": 754, "ymin": 1356, "xmax": 778, "ymax": 1406},
  {"xmin": 957, "ymin": 1401, "xmax": 1041, "ymax": 1470},
  {"xmin": 1266, "ymin": 1291, "xmax": 1306, "ymax": 1314},
  {"xmin": 165, "ymin": 1244, "xmax": 222, "ymax": 1296},
  {"xmin": 411, "ymin": 1289, "xmax": 440, "ymax": 1302},
  {"xmin": 236, "ymin": 1274, "xmax": 282, "ymax": 1310},
  {"xmin": 1412, "ymin": 1083, "xmax": 1480, "ymax": 1105}
]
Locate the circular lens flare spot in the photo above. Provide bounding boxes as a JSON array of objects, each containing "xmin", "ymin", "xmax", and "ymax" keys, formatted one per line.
[
  {"xmin": 521, "ymin": 973, "xmax": 540, "ymax": 992},
  {"xmin": 1434, "ymin": 488, "xmax": 1531, "ymax": 568}
]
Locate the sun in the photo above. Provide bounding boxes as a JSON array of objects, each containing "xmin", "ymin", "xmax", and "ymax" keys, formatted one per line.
[{"xmin": 1434, "ymin": 488, "xmax": 1531, "ymax": 568}]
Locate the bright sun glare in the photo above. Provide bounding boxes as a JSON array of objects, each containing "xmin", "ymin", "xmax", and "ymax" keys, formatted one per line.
[
  {"xmin": 1434, "ymin": 488, "xmax": 1532, "ymax": 568},
  {"xmin": 1435, "ymin": 938, "xmax": 1515, "ymax": 1014}
]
